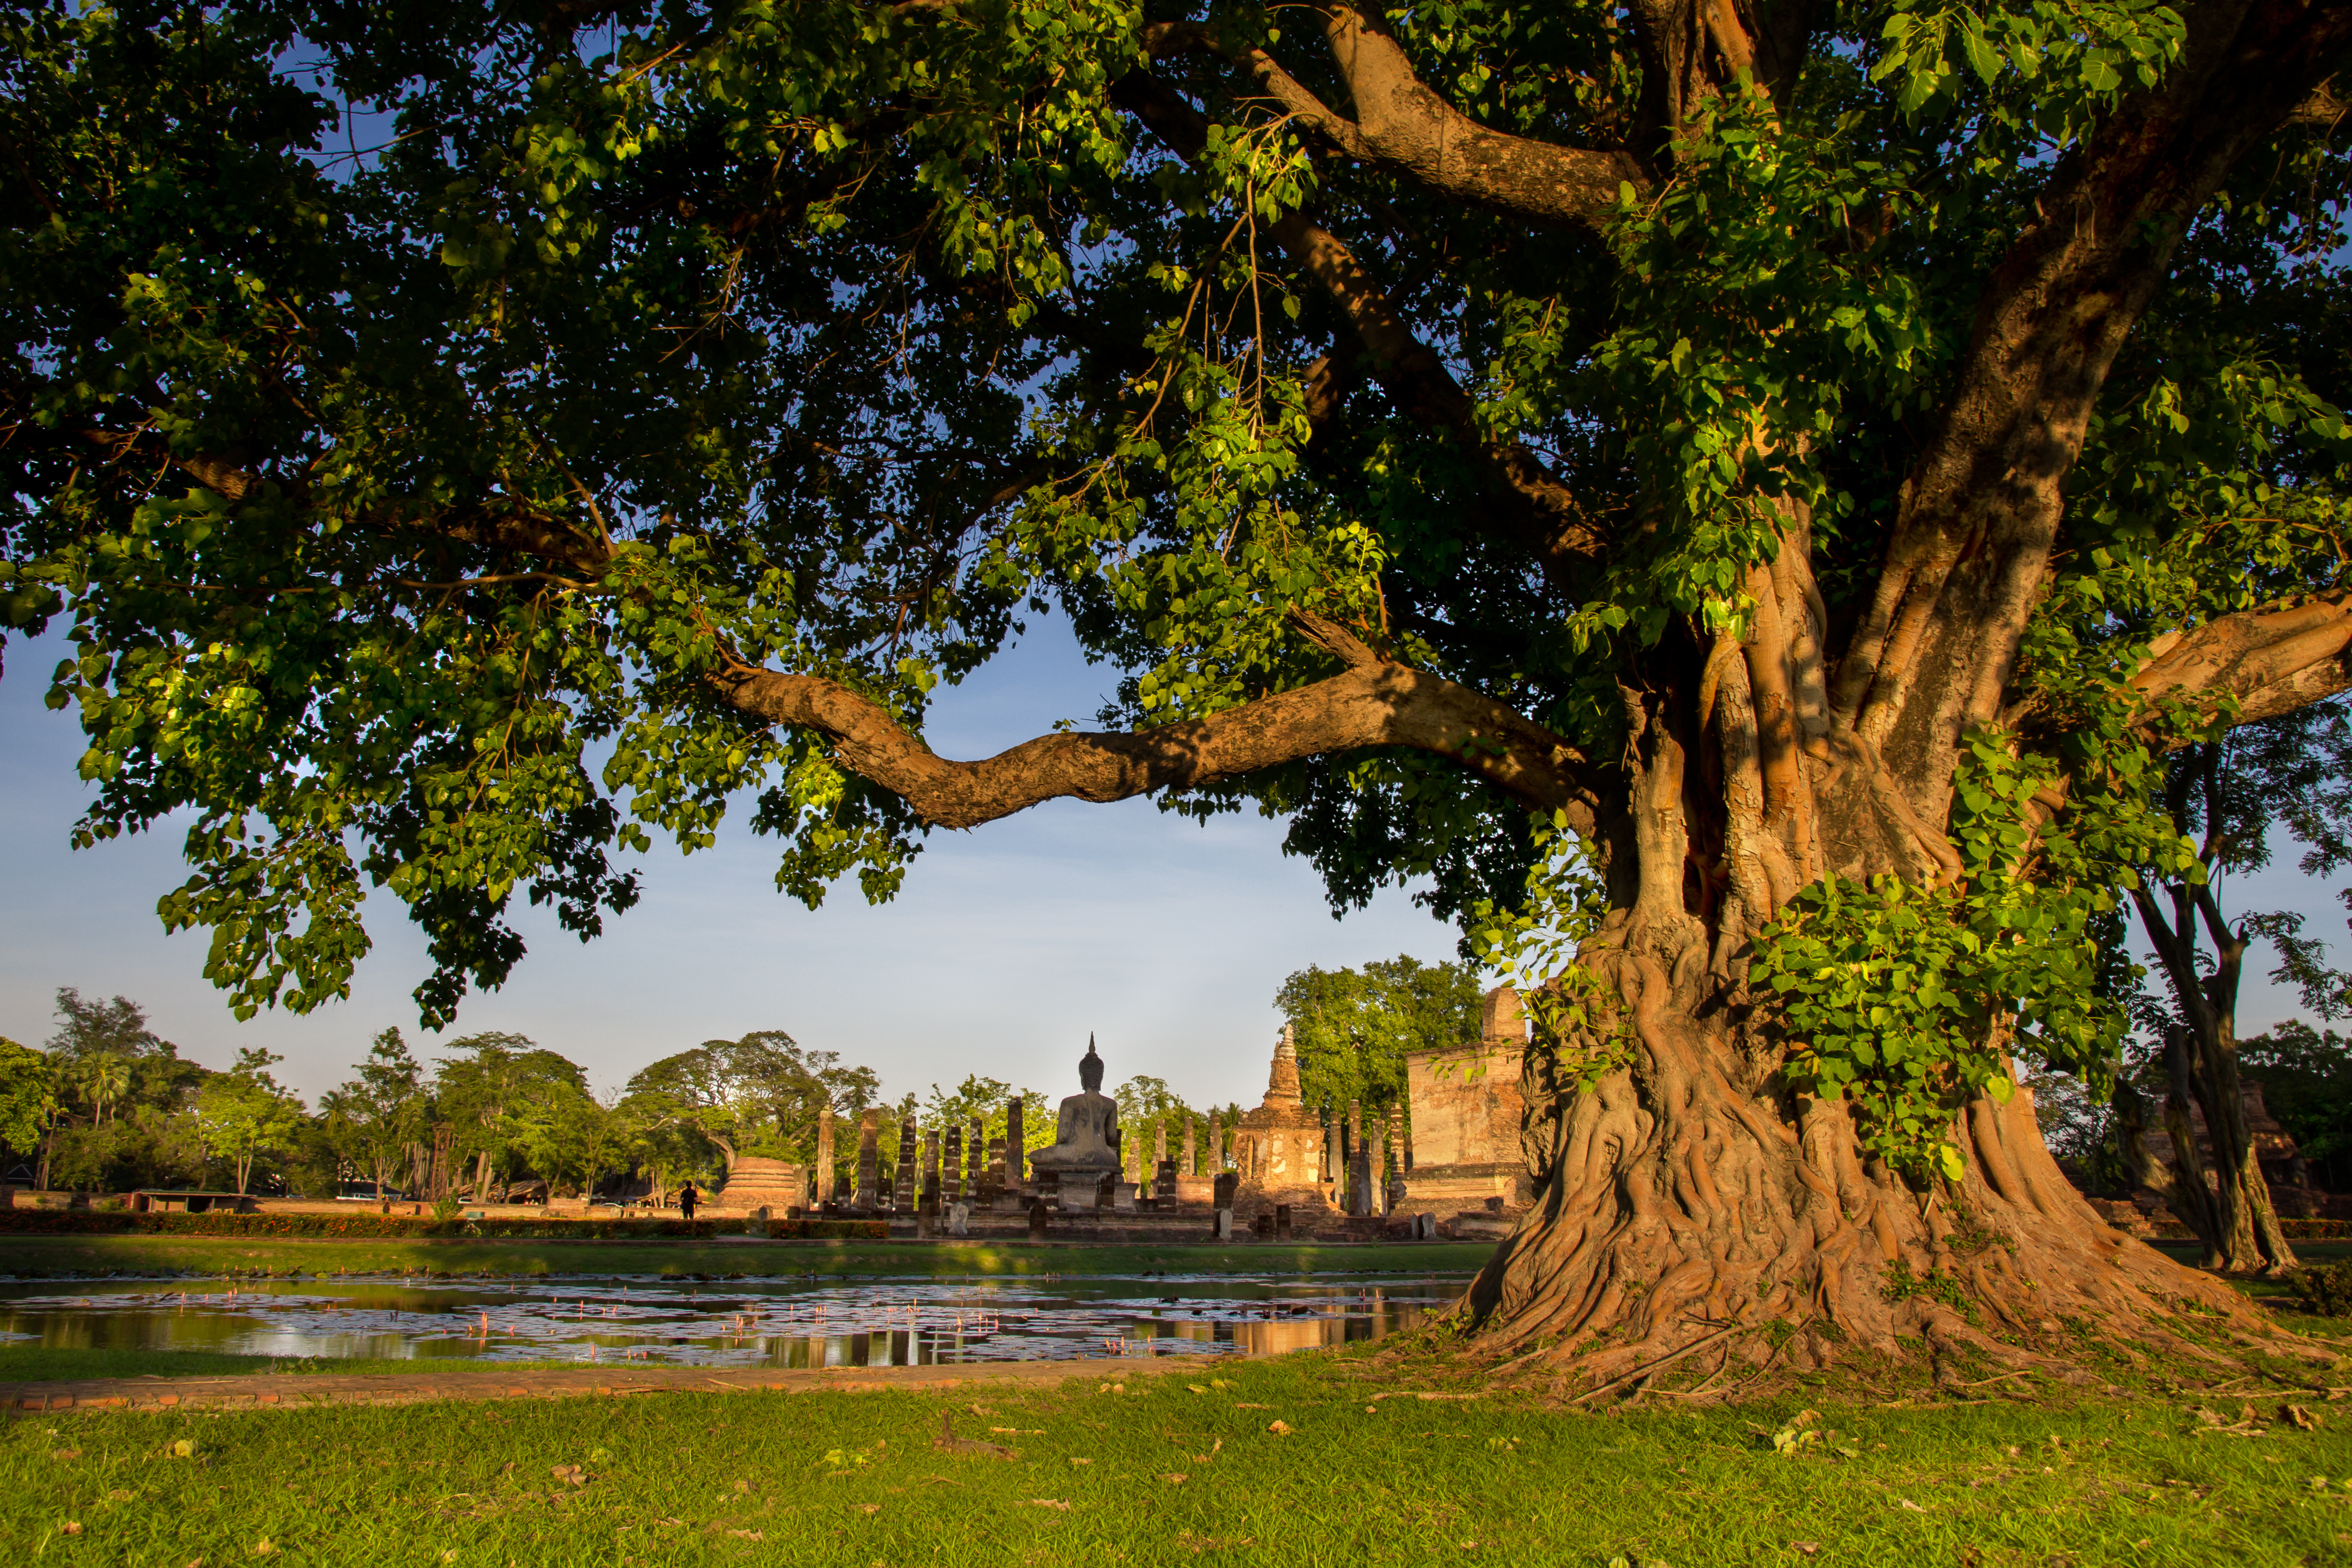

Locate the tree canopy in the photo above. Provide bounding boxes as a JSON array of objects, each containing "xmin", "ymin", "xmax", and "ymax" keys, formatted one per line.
[
  {"xmin": 1275, "ymin": 954, "xmax": 1482, "ymax": 1118},
  {"xmin": 13, "ymin": 0, "xmax": 2352, "ymax": 1372}
]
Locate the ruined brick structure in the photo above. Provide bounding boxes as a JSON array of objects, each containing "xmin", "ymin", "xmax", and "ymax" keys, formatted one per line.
[{"xmin": 1401, "ymin": 987, "xmax": 1535, "ymax": 1225}]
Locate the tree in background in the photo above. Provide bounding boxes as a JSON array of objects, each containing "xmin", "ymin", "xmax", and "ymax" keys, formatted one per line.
[
  {"xmin": 434, "ymin": 1038, "xmax": 600, "ymax": 1200},
  {"xmin": 2239, "ymin": 1021, "xmax": 2352, "ymax": 1194},
  {"xmin": 0, "ymin": 1038, "xmax": 57, "ymax": 1180},
  {"xmin": 624, "ymin": 1031, "xmax": 876, "ymax": 1191},
  {"xmin": 192, "ymin": 1048, "xmax": 305, "ymax": 1195},
  {"xmin": 322, "ymin": 1028, "xmax": 428, "ymax": 1200},
  {"xmin": 1276, "ymin": 957, "xmax": 1482, "ymax": 1129},
  {"xmin": 920, "ymin": 1075, "xmax": 1051, "ymax": 1170}
]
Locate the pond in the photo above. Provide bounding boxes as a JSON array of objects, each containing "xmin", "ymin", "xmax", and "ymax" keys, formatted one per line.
[{"xmin": 0, "ymin": 1271, "xmax": 1469, "ymax": 1368}]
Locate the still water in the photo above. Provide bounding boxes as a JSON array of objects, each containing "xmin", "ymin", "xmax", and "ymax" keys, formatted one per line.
[{"xmin": 0, "ymin": 1273, "xmax": 1466, "ymax": 1368}]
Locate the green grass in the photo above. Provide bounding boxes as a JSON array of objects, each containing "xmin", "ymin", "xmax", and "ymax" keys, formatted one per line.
[
  {"xmin": 0, "ymin": 1345, "xmax": 457, "ymax": 1383},
  {"xmin": 5, "ymin": 1349, "xmax": 2351, "ymax": 1566},
  {"xmin": 0, "ymin": 1235, "xmax": 1493, "ymax": 1281}
]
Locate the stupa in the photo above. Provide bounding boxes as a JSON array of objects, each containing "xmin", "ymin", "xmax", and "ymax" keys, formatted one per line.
[{"xmin": 1230, "ymin": 1025, "xmax": 1338, "ymax": 1226}]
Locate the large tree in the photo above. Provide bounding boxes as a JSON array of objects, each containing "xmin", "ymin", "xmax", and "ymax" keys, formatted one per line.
[{"xmin": 9, "ymin": 0, "xmax": 2352, "ymax": 1382}]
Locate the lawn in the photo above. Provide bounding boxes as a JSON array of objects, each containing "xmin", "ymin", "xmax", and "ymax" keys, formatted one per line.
[
  {"xmin": 0, "ymin": 1235, "xmax": 1496, "ymax": 1282},
  {"xmin": 0, "ymin": 1345, "xmax": 496, "ymax": 1383},
  {"xmin": 5, "ymin": 1343, "xmax": 2352, "ymax": 1567}
]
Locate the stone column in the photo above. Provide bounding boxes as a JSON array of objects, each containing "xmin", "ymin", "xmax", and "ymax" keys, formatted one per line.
[
  {"xmin": 968, "ymin": 1116, "xmax": 985, "ymax": 1198},
  {"xmin": 986, "ymin": 1135, "xmax": 1006, "ymax": 1202},
  {"xmin": 922, "ymin": 1129, "xmax": 941, "ymax": 1208},
  {"xmin": 1366, "ymin": 1112, "xmax": 1386, "ymax": 1217},
  {"xmin": 1346, "ymin": 1100, "xmax": 1370, "ymax": 1217},
  {"xmin": 944, "ymin": 1125, "xmax": 964, "ymax": 1203},
  {"xmin": 854, "ymin": 1110, "xmax": 881, "ymax": 1211},
  {"xmin": 1006, "ymin": 1098, "xmax": 1025, "ymax": 1189},
  {"xmin": 815, "ymin": 1109, "xmax": 835, "ymax": 1211},
  {"xmin": 1387, "ymin": 1102, "xmax": 1407, "ymax": 1210},
  {"xmin": 1154, "ymin": 1120, "xmax": 1167, "ymax": 1171},
  {"xmin": 894, "ymin": 1116, "xmax": 918, "ymax": 1211},
  {"xmin": 1183, "ymin": 1119, "xmax": 1197, "ymax": 1178}
]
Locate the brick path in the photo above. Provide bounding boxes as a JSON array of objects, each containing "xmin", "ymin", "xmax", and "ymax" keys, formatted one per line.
[{"xmin": 3, "ymin": 1356, "xmax": 1182, "ymax": 1415}]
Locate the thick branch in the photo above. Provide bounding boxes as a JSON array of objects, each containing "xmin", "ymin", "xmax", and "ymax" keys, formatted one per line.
[
  {"xmin": 711, "ymin": 609, "xmax": 1606, "ymax": 833},
  {"xmin": 2129, "ymin": 592, "xmax": 2352, "ymax": 729},
  {"xmin": 1830, "ymin": 1, "xmax": 2352, "ymax": 785},
  {"xmin": 1110, "ymin": 69, "xmax": 1608, "ymax": 578},
  {"xmin": 1143, "ymin": 12, "xmax": 1648, "ymax": 229}
]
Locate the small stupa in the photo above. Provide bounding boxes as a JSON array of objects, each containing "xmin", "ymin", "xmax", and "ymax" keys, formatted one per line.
[{"xmin": 1230, "ymin": 1024, "xmax": 1336, "ymax": 1224}]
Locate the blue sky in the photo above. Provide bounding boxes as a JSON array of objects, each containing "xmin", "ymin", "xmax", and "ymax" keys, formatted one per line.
[
  {"xmin": 4, "ymin": 617, "xmax": 2345, "ymax": 1110},
  {"xmin": 0, "ymin": 618, "xmax": 1468, "ymax": 1109}
]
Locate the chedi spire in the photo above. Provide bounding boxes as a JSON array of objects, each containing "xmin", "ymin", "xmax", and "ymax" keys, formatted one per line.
[{"xmin": 1264, "ymin": 1022, "xmax": 1303, "ymax": 1109}]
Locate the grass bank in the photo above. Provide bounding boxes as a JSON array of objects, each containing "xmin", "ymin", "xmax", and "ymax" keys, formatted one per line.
[
  {"xmin": 0, "ymin": 1345, "xmax": 455, "ymax": 1383},
  {"xmin": 6, "ymin": 1347, "xmax": 2351, "ymax": 1566},
  {"xmin": 0, "ymin": 1235, "xmax": 1495, "ymax": 1282}
]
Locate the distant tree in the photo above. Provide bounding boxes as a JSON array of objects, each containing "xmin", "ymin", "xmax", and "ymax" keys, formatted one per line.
[
  {"xmin": 325, "ymin": 1029, "xmax": 428, "ymax": 1200},
  {"xmin": 1275, "ymin": 956, "xmax": 1482, "ymax": 1129},
  {"xmin": 921, "ymin": 1074, "xmax": 1050, "ymax": 1160},
  {"xmin": 192, "ymin": 1047, "xmax": 305, "ymax": 1194},
  {"xmin": 2113, "ymin": 704, "xmax": 2352, "ymax": 1273},
  {"xmin": 433, "ymin": 1033, "xmax": 560, "ymax": 1200},
  {"xmin": 510, "ymin": 1081, "xmax": 628, "ymax": 1199},
  {"xmin": 0, "ymin": 1038, "xmax": 56, "ymax": 1166},
  {"xmin": 43, "ymin": 990, "xmax": 206, "ymax": 1121},
  {"xmin": 623, "ymin": 1031, "xmax": 877, "ymax": 1182},
  {"xmin": 2240, "ymin": 1021, "xmax": 2352, "ymax": 1195}
]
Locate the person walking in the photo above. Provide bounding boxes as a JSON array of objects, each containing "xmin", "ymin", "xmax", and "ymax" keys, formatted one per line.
[{"xmin": 678, "ymin": 1182, "xmax": 698, "ymax": 1221}]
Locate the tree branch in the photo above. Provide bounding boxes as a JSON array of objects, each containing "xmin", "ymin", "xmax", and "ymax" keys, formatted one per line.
[
  {"xmin": 1110, "ymin": 69, "xmax": 1609, "ymax": 579},
  {"xmin": 2130, "ymin": 592, "xmax": 2352, "ymax": 730},
  {"xmin": 1829, "ymin": 0, "xmax": 2352, "ymax": 777},
  {"xmin": 710, "ymin": 606, "xmax": 1607, "ymax": 833}
]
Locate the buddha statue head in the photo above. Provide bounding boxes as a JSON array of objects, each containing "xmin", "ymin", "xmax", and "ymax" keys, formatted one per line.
[{"xmin": 1079, "ymin": 1034, "xmax": 1104, "ymax": 1093}]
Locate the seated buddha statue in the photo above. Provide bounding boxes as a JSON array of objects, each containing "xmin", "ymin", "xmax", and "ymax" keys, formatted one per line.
[{"xmin": 1028, "ymin": 1036, "xmax": 1122, "ymax": 1176}]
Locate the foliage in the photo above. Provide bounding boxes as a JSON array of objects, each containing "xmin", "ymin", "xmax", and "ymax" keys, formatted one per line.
[
  {"xmin": 1467, "ymin": 813, "xmax": 1627, "ymax": 1093},
  {"xmin": 1753, "ymin": 732, "xmax": 2191, "ymax": 1178},
  {"xmin": 0, "ymin": 1037, "xmax": 57, "ymax": 1155},
  {"xmin": 919, "ymin": 1075, "xmax": 1051, "ymax": 1158},
  {"xmin": 318, "ymin": 1027, "xmax": 426, "ymax": 1199},
  {"xmin": 622, "ymin": 1031, "xmax": 877, "ymax": 1178},
  {"xmin": 190, "ymin": 1048, "xmax": 305, "ymax": 1195},
  {"xmin": 2288, "ymin": 1258, "xmax": 2352, "ymax": 1318},
  {"xmin": 2240, "ymin": 1021, "xmax": 2352, "ymax": 1191},
  {"xmin": 1273, "ymin": 954, "xmax": 1482, "ymax": 1120}
]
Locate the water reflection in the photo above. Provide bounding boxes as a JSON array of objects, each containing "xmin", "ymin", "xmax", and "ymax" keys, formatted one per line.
[{"xmin": 0, "ymin": 1273, "xmax": 1463, "ymax": 1368}]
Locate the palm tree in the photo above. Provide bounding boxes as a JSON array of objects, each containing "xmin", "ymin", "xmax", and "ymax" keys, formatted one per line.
[{"xmin": 78, "ymin": 1055, "xmax": 131, "ymax": 1127}]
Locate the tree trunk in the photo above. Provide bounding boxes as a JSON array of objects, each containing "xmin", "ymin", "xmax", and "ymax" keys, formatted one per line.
[
  {"xmin": 2131, "ymin": 870, "xmax": 2298, "ymax": 1274},
  {"xmin": 1461, "ymin": 545, "xmax": 2290, "ymax": 1389}
]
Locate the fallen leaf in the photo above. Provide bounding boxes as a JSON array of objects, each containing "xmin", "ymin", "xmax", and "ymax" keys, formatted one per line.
[
  {"xmin": 60, "ymin": 1523, "xmax": 82, "ymax": 1537},
  {"xmin": 1160, "ymin": 1473, "xmax": 1188, "ymax": 1484},
  {"xmin": 724, "ymin": 1529, "xmax": 764, "ymax": 1541},
  {"xmin": 52, "ymin": 1449, "xmax": 80, "ymax": 1461},
  {"xmin": 2284, "ymin": 1404, "xmax": 2324, "ymax": 1431},
  {"xmin": 1793, "ymin": 1545, "xmax": 1821, "ymax": 1557},
  {"xmin": 1897, "ymin": 1499, "xmax": 1926, "ymax": 1512},
  {"xmin": 857, "ymin": 1504, "xmax": 882, "ymax": 1516},
  {"xmin": 172, "ymin": 1440, "xmax": 195, "ymax": 1458},
  {"xmin": 255, "ymin": 1541, "xmax": 277, "ymax": 1557},
  {"xmin": 1267, "ymin": 1420, "xmax": 1293, "ymax": 1435},
  {"xmin": 655, "ymin": 1518, "xmax": 685, "ymax": 1527},
  {"xmin": 1234, "ymin": 1402, "xmax": 1270, "ymax": 1409},
  {"xmin": 106, "ymin": 1489, "xmax": 137, "ymax": 1502},
  {"xmin": 1023, "ymin": 1499, "xmax": 1072, "ymax": 1511},
  {"xmin": 1068, "ymin": 1457, "xmax": 1093, "ymax": 1466},
  {"xmin": 989, "ymin": 1428, "xmax": 1044, "ymax": 1435}
]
